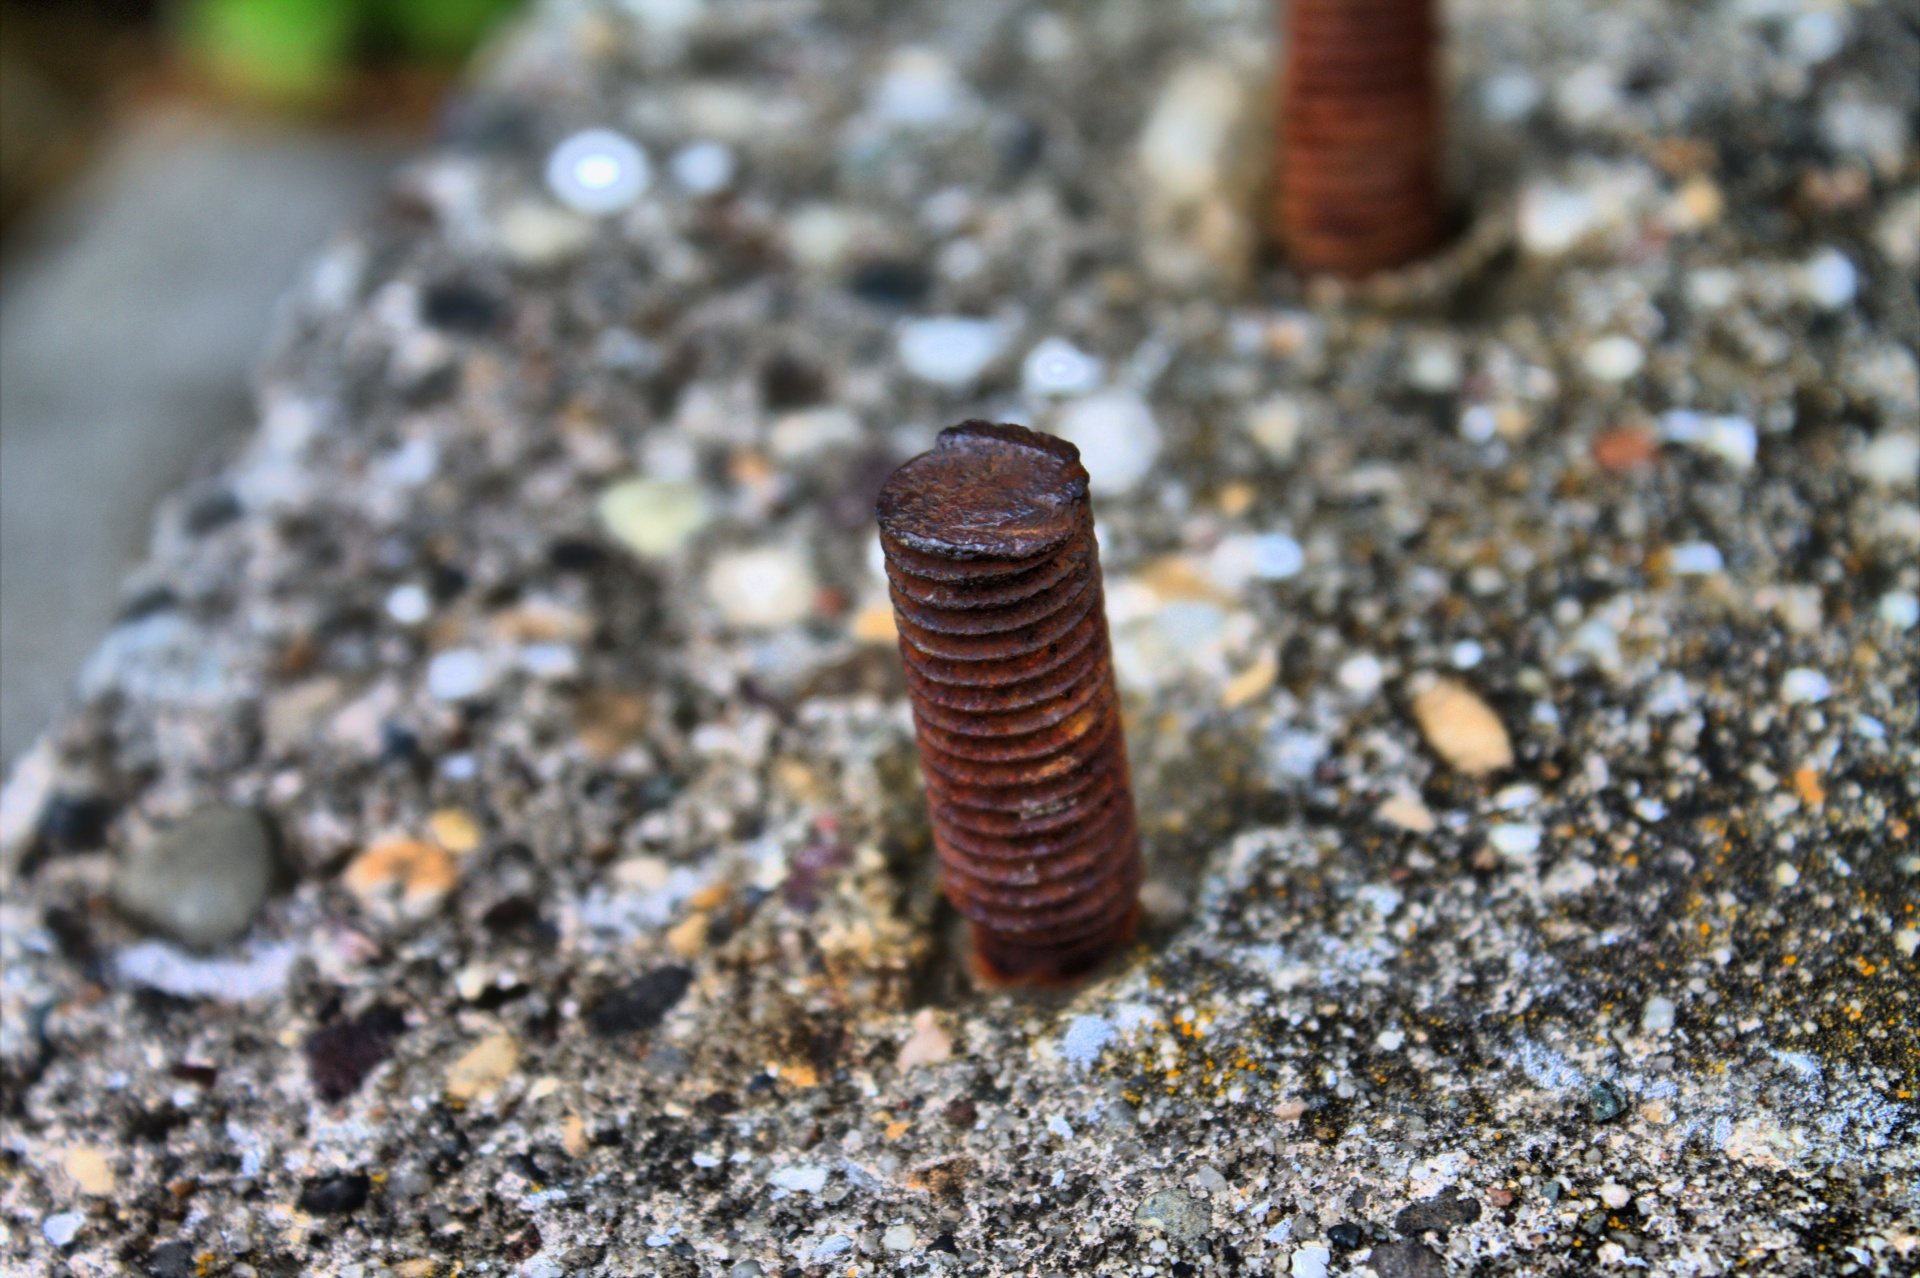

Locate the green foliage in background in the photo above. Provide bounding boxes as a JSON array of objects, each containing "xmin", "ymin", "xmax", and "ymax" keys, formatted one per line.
[{"xmin": 183, "ymin": 0, "xmax": 525, "ymax": 108}]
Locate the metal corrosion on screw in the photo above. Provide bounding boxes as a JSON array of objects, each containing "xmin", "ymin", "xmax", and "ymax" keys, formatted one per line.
[
  {"xmin": 1276, "ymin": 0, "xmax": 1444, "ymax": 276},
  {"xmin": 876, "ymin": 422, "xmax": 1141, "ymax": 986}
]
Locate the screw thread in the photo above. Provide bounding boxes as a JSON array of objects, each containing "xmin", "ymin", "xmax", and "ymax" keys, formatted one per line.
[{"xmin": 877, "ymin": 422, "xmax": 1141, "ymax": 984}]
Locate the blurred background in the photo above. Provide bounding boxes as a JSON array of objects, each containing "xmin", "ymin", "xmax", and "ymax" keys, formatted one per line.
[{"xmin": 1, "ymin": 0, "xmax": 529, "ymax": 765}]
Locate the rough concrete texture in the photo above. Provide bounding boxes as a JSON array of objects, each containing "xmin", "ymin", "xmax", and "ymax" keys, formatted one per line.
[{"xmin": 0, "ymin": 2, "xmax": 1915, "ymax": 1276}]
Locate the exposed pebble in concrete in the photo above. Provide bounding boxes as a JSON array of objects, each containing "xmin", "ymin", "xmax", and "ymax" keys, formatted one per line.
[{"xmin": 112, "ymin": 806, "xmax": 277, "ymax": 950}]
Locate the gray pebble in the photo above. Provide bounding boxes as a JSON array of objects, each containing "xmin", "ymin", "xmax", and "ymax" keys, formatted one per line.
[
  {"xmin": 113, "ymin": 806, "xmax": 279, "ymax": 950},
  {"xmin": 728, "ymin": 1263, "xmax": 766, "ymax": 1278},
  {"xmin": 1134, "ymin": 1187, "xmax": 1208, "ymax": 1243},
  {"xmin": 1369, "ymin": 1240, "xmax": 1447, "ymax": 1278}
]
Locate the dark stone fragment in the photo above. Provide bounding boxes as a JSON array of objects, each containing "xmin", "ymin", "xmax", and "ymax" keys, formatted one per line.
[
  {"xmin": 1396, "ymin": 1190, "xmax": 1482, "ymax": 1237},
  {"xmin": 847, "ymin": 259, "xmax": 932, "ymax": 306},
  {"xmin": 1588, "ymin": 1081, "xmax": 1629, "ymax": 1123},
  {"xmin": 1328, "ymin": 1222, "xmax": 1365, "ymax": 1250},
  {"xmin": 169, "ymin": 1062, "xmax": 218, "ymax": 1088},
  {"xmin": 1171, "ymin": 1263, "xmax": 1196, "ymax": 1277},
  {"xmin": 505, "ymin": 1224, "xmax": 542, "ymax": 1262},
  {"xmin": 589, "ymin": 965, "xmax": 693, "ymax": 1037},
  {"xmin": 37, "ymin": 794, "xmax": 115, "ymax": 852},
  {"xmin": 760, "ymin": 351, "xmax": 827, "ymax": 409},
  {"xmin": 1581, "ymin": 1211, "xmax": 1609, "ymax": 1236},
  {"xmin": 304, "ymin": 1005, "xmax": 406, "ymax": 1102},
  {"xmin": 423, "ymin": 280, "xmax": 504, "ymax": 333},
  {"xmin": 481, "ymin": 894, "xmax": 543, "ymax": 934},
  {"xmin": 430, "ymin": 564, "xmax": 469, "ymax": 601},
  {"xmin": 671, "ymin": 1241, "xmax": 696, "ymax": 1258},
  {"xmin": 297, "ymin": 1172, "xmax": 370, "ymax": 1215},
  {"xmin": 118, "ymin": 585, "xmax": 179, "ymax": 622},
  {"xmin": 702, "ymin": 1091, "xmax": 739, "ymax": 1114},
  {"xmin": 185, "ymin": 489, "xmax": 243, "ymax": 534},
  {"xmin": 147, "ymin": 1242, "xmax": 197, "ymax": 1278},
  {"xmin": 548, "ymin": 538, "xmax": 610, "ymax": 571},
  {"xmin": 1368, "ymin": 1240, "xmax": 1448, "ymax": 1278},
  {"xmin": 930, "ymin": 1233, "xmax": 959, "ymax": 1254},
  {"xmin": 944, "ymin": 1097, "xmax": 978, "ymax": 1129},
  {"xmin": 379, "ymin": 723, "xmax": 421, "ymax": 762}
]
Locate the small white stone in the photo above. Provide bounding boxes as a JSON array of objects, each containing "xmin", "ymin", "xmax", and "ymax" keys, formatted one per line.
[
  {"xmin": 1641, "ymin": 996, "xmax": 1676, "ymax": 1035},
  {"xmin": 1668, "ymin": 542, "xmax": 1724, "ymax": 576},
  {"xmin": 1599, "ymin": 1182, "xmax": 1633, "ymax": 1210},
  {"xmin": 1376, "ymin": 1029, "xmax": 1405, "ymax": 1051},
  {"xmin": 1556, "ymin": 62, "xmax": 1620, "ymax": 127},
  {"xmin": 1449, "ymin": 640, "xmax": 1484, "ymax": 669},
  {"xmin": 1406, "ymin": 339, "xmax": 1462, "ymax": 392},
  {"xmin": 1266, "ymin": 728, "xmax": 1328, "ymax": 782},
  {"xmin": 670, "ymin": 141, "xmax": 734, "ymax": 195},
  {"xmin": 1894, "ymin": 927, "xmax": 1919, "ymax": 958},
  {"xmin": 1582, "ymin": 335, "xmax": 1645, "ymax": 383},
  {"xmin": 379, "ymin": 437, "xmax": 438, "ymax": 487},
  {"xmin": 1459, "ymin": 404, "xmax": 1499, "ymax": 443},
  {"xmin": 519, "ymin": 643, "xmax": 578, "ymax": 680},
  {"xmin": 1518, "ymin": 184, "xmax": 1596, "ymax": 255},
  {"xmin": 811, "ymin": 1234, "xmax": 854, "ymax": 1260},
  {"xmin": 385, "ymin": 584, "xmax": 431, "ymax": 625},
  {"xmin": 494, "ymin": 201, "xmax": 594, "ymax": 267},
  {"xmin": 897, "ymin": 316, "xmax": 1005, "ymax": 387},
  {"xmin": 883, "ymin": 1224, "xmax": 917, "ymax": 1252},
  {"xmin": 427, "ymin": 649, "xmax": 492, "ymax": 702},
  {"xmin": 440, "ymin": 752, "xmax": 477, "ymax": 781},
  {"xmin": 1292, "ymin": 1244, "xmax": 1332, "ymax": 1278},
  {"xmin": 1494, "ymin": 783, "xmax": 1540, "ymax": 811},
  {"xmin": 1481, "ymin": 67, "xmax": 1541, "ymax": 122},
  {"xmin": 1060, "ymin": 1015, "xmax": 1116, "ymax": 1065},
  {"xmin": 1774, "ymin": 862, "xmax": 1801, "ymax": 888},
  {"xmin": 1798, "ymin": 248, "xmax": 1858, "ymax": 310},
  {"xmin": 1246, "ymin": 395, "xmax": 1307, "ymax": 461},
  {"xmin": 1206, "ymin": 533, "xmax": 1304, "ymax": 589},
  {"xmin": 1336, "ymin": 653, "xmax": 1385, "ymax": 699},
  {"xmin": 1786, "ymin": 10, "xmax": 1846, "ymax": 64},
  {"xmin": 1047, "ymin": 1114, "xmax": 1074, "ymax": 1140},
  {"xmin": 598, "ymin": 477, "xmax": 712, "ymax": 557},
  {"xmin": 1022, "ymin": 337, "xmax": 1104, "ymax": 396},
  {"xmin": 546, "ymin": 128, "xmax": 651, "ymax": 215},
  {"xmin": 1878, "ymin": 591, "xmax": 1919, "ymax": 630},
  {"xmin": 707, "ymin": 546, "xmax": 816, "ymax": 630},
  {"xmin": 1055, "ymin": 391, "xmax": 1161, "ymax": 496},
  {"xmin": 1635, "ymin": 798, "xmax": 1668, "ymax": 822},
  {"xmin": 1853, "ymin": 431, "xmax": 1919, "ymax": 489},
  {"xmin": 770, "ymin": 1165, "xmax": 829, "ymax": 1194},
  {"xmin": 769, "ymin": 408, "xmax": 863, "ymax": 462},
  {"xmin": 1780, "ymin": 668, "xmax": 1831, "ymax": 704},
  {"xmin": 871, "ymin": 47, "xmax": 967, "ymax": 126},
  {"xmin": 1488, "ymin": 823, "xmax": 1543, "ymax": 861},
  {"xmin": 1687, "ymin": 267, "xmax": 1739, "ymax": 309},
  {"xmin": 42, "ymin": 1212, "xmax": 85, "ymax": 1247}
]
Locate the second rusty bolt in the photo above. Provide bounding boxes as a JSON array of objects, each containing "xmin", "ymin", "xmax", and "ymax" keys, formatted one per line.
[
  {"xmin": 1276, "ymin": 0, "xmax": 1445, "ymax": 276},
  {"xmin": 876, "ymin": 422, "xmax": 1141, "ymax": 985}
]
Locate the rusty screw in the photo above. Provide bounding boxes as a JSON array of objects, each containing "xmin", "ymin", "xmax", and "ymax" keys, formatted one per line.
[
  {"xmin": 876, "ymin": 422, "xmax": 1141, "ymax": 985},
  {"xmin": 1276, "ymin": 0, "xmax": 1444, "ymax": 276}
]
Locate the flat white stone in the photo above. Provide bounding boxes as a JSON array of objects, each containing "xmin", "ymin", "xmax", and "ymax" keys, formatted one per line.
[
  {"xmin": 1582, "ymin": 335, "xmax": 1645, "ymax": 382},
  {"xmin": 1780, "ymin": 668, "xmax": 1831, "ymax": 704},
  {"xmin": 1642, "ymin": 996, "xmax": 1676, "ymax": 1034},
  {"xmin": 1022, "ymin": 337, "xmax": 1104, "ymax": 396},
  {"xmin": 546, "ymin": 129, "xmax": 651, "ymax": 215},
  {"xmin": 670, "ymin": 141, "xmax": 735, "ymax": 194},
  {"xmin": 707, "ymin": 546, "xmax": 816, "ymax": 630},
  {"xmin": 897, "ymin": 316, "xmax": 1005, "ymax": 387},
  {"xmin": 427, "ymin": 649, "xmax": 492, "ymax": 701},
  {"xmin": 1055, "ymin": 391, "xmax": 1161, "ymax": 496},
  {"xmin": 1798, "ymin": 247, "xmax": 1857, "ymax": 309},
  {"xmin": 1877, "ymin": 591, "xmax": 1919, "ymax": 630},
  {"xmin": 1668, "ymin": 542, "xmax": 1724, "ymax": 575}
]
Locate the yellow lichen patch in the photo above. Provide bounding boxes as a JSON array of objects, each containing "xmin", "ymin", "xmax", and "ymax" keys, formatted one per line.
[
  {"xmin": 886, "ymin": 1120, "xmax": 912, "ymax": 1141},
  {"xmin": 1791, "ymin": 766, "xmax": 1825, "ymax": 809}
]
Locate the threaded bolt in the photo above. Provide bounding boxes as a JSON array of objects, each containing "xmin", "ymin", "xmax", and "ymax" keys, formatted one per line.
[
  {"xmin": 1276, "ymin": 0, "xmax": 1444, "ymax": 276},
  {"xmin": 876, "ymin": 422, "xmax": 1141, "ymax": 985}
]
